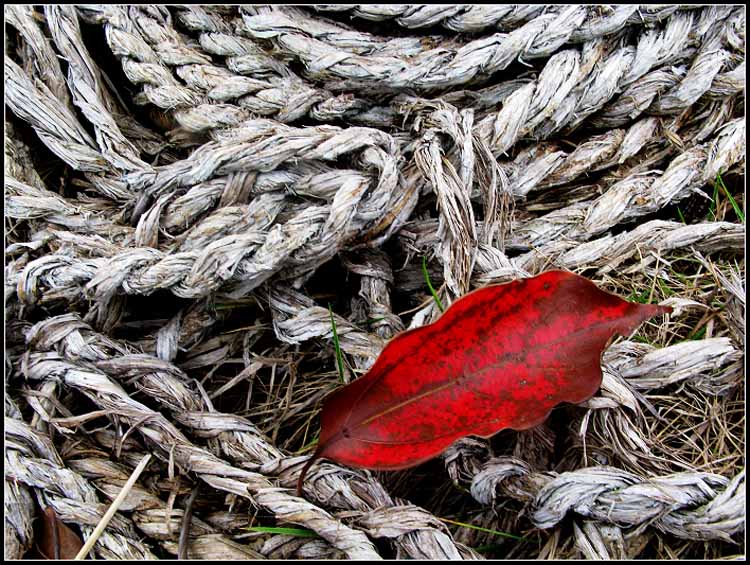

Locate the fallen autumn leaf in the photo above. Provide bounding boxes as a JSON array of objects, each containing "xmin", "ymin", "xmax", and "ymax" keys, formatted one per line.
[{"xmin": 297, "ymin": 270, "xmax": 671, "ymax": 495}]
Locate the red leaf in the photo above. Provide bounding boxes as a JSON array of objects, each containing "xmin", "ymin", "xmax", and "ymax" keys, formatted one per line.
[{"xmin": 297, "ymin": 271, "xmax": 670, "ymax": 494}]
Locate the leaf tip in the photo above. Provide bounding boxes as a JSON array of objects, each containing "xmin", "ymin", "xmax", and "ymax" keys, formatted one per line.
[{"xmin": 658, "ymin": 304, "xmax": 673, "ymax": 315}]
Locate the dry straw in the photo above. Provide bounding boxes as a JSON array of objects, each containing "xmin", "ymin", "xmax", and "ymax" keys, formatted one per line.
[{"xmin": 4, "ymin": 4, "xmax": 745, "ymax": 560}]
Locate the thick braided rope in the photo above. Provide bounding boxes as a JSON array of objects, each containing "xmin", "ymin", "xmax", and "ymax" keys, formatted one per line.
[
  {"xmin": 391, "ymin": 117, "xmax": 744, "ymax": 264},
  {"xmin": 4, "ymin": 396, "xmax": 35, "ymax": 559},
  {"xmin": 470, "ymin": 459, "xmax": 745, "ymax": 543},
  {"xmin": 5, "ymin": 177, "xmax": 135, "ymax": 245},
  {"xmin": 241, "ymin": 6, "xmax": 737, "ymax": 94},
  {"xmin": 45, "ymin": 6, "xmax": 160, "ymax": 171},
  {"xmin": 312, "ymin": 5, "xmax": 700, "ymax": 35},
  {"xmin": 315, "ymin": 5, "xmax": 551, "ymax": 32},
  {"xmin": 7, "ymin": 6, "xmax": 166, "ymax": 169},
  {"xmin": 513, "ymin": 118, "xmax": 745, "ymax": 248},
  {"xmin": 4, "ymin": 56, "xmax": 134, "ymax": 201},
  {"xmin": 4, "ymin": 56, "xmax": 107, "ymax": 174},
  {"xmin": 13, "ymin": 120, "xmax": 419, "ymax": 303},
  {"xmin": 4, "ymin": 121, "xmax": 47, "ymax": 194},
  {"xmin": 244, "ymin": 5, "xmax": 458, "ymax": 56},
  {"xmin": 77, "ymin": 5, "xmax": 337, "ymax": 133},
  {"xmin": 5, "ymin": 5, "xmax": 73, "ymax": 111},
  {"xmin": 390, "ymin": 217, "xmax": 743, "ymax": 296},
  {"xmin": 77, "ymin": 5, "xmax": 247, "ymax": 134},
  {"xmin": 389, "ymin": 96, "xmax": 740, "ymax": 312},
  {"xmin": 155, "ymin": 163, "xmax": 370, "ymax": 238},
  {"xmin": 26, "ymin": 313, "xmax": 481, "ymax": 560},
  {"xmin": 471, "ymin": 7, "xmax": 740, "ymax": 155},
  {"xmin": 511, "ymin": 95, "xmax": 739, "ymax": 197},
  {"xmin": 385, "ymin": 11, "xmax": 740, "ymax": 278},
  {"xmin": 172, "ymin": 6, "xmax": 384, "ymax": 125},
  {"xmin": 5, "ymin": 416, "xmax": 157, "ymax": 559},
  {"xmin": 21, "ymin": 349, "xmax": 382, "ymax": 560},
  {"xmin": 242, "ymin": 6, "xmax": 588, "ymax": 91},
  {"xmin": 126, "ymin": 119, "xmax": 397, "ymax": 194}
]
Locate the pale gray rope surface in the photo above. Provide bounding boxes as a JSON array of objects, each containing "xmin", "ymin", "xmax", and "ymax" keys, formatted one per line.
[
  {"xmin": 4, "ymin": 396, "xmax": 36, "ymax": 560},
  {"xmin": 5, "ymin": 414, "xmax": 158, "ymax": 559},
  {"xmin": 172, "ymin": 6, "xmax": 384, "ymax": 125},
  {"xmin": 13, "ymin": 121, "xmax": 421, "ymax": 307},
  {"xmin": 512, "ymin": 118, "xmax": 746, "ymax": 248},
  {"xmin": 241, "ymin": 6, "xmax": 738, "ymax": 94},
  {"xmin": 44, "ymin": 6, "xmax": 153, "ymax": 172},
  {"xmin": 24, "ymin": 313, "xmax": 480, "ymax": 560},
  {"xmin": 76, "ymin": 5, "xmax": 353, "ymax": 133},
  {"xmin": 4, "ymin": 56, "xmax": 135, "ymax": 202},
  {"xmin": 311, "ymin": 5, "xmax": 699, "ymax": 35},
  {"xmin": 6, "ymin": 5, "xmax": 166, "ymax": 162},
  {"xmin": 378, "ymin": 8, "xmax": 741, "ymax": 303},
  {"xmin": 5, "ymin": 5, "xmax": 74, "ymax": 112},
  {"xmin": 477, "ymin": 461, "xmax": 745, "ymax": 543},
  {"xmin": 470, "ymin": 7, "xmax": 740, "ymax": 154},
  {"xmin": 19, "ymin": 349, "xmax": 381, "ymax": 560},
  {"xmin": 76, "ymin": 5, "xmax": 252, "ymax": 135},
  {"xmin": 386, "ymin": 115, "xmax": 744, "ymax": 271}
]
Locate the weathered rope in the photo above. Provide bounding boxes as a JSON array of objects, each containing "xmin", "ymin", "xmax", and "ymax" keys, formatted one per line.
[
  {"xmin": 242, "ymin": 6, "xmax": 739, "ymax": 95},
  {"xmin": 471, "ymin": 460, "xmax": 745, "ymax": 543},
  {"xmin": 20, "ymin": 348, "xmax": 382, "ymax": 560},
  {"xmin": 25, "ymin": 313, "xmax": 480, "ymax": 560},
  {"xmin": 6, "ymin": 414, "xmax": 158, "ymax": 559},
  {"xmin": 311, "ymin": 5, "xmax": 696, "ymax": 35}
]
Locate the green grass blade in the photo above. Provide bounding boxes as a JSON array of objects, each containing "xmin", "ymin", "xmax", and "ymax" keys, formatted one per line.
[
  {"xmin": 438, "ymin": 517, "xmax": 525, "ymax": 541},
  {"xmin": 246, "ymin": 526, "xmax": 319, "ymax": 538},
  {"xmin": 422, "ymin": 256, "xmax": 445, "ymax": 312},
  {"xmin": 707, "ymin": 179, "xmax": 720, "ymax": 221},
  {"xmin": 627, "ymin": 288, "xmax": 651, "ymax": 304},
  {"xmin": 296, "ymin": 431, "xmax": 319, "ymax": 454},
  {"xmin": 328, "ymin": 304, "xmax": 345, "ymax": 383},
  {"xmin": 687, "ymin": 326, "xmax": 707, "ymax": 341},
  {"xmin": 716, "ymin": 173, "xmax": 745, "ymax": 223},
  {"xmin": 676, "ymin": 206, "xmax": 687, "ymax": 224},
  {"xmin": 657, "ymin": 278, "xmax": 674, "ymax": 298}
]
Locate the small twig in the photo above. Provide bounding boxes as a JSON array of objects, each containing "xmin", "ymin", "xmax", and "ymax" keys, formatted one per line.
[
  {"xmin": 178, "ymin": 485, "xmax": 200, "ymax": 560},
  {"xmin": 74, "ymin": 453, "xmax": 152, "ymax": 560}
]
